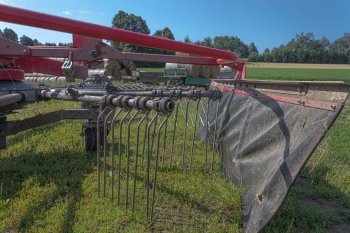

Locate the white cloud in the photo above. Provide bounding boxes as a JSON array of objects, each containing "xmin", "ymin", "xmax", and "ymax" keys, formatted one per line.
[
  {"xmin": 0, "ymin": 0, "xmax": 27, "ymax": 7},
  {"xmin": 62, "ymin": 10, "xmax": 72, "ymax": 16}
]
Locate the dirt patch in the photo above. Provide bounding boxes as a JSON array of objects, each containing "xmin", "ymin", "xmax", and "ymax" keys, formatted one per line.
[
  {"xmin": 301, "ymin": 197, "xmax": 350, "ymax": 233},
  {"xmin": 301, "ymin": 197, "xmax": 343, "ymax": 213},
  {"xmin": 331, "ymin": 221, "xmax": 350, "ymax": 233},
  {"xmin": 151, "ymin": 204, "xmax": 205, "ymax": 232}
]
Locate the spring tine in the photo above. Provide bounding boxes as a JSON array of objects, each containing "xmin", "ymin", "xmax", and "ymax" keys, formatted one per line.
[
  {"xmin": 170, "ymin": 100, "xmax": 180, "ymax": 168},
  {"xmin": 187, "ymin": 104, "xmax": 195, "ymax": 129},
  {"xmin": 125, "ymin": 111, "xmax": 139, "ymax": 208},
  {"xmin": 97, "ymin": 107, "xmax": 111, "ymax": 198},
  {"xmin": 132, "ymin": 111, "xmax": 149, "ymax": 212},
  {"xmin": 189, "ymin": 99, "xmax": 200, "ymax": 171},
  {"xmin": 199, "ymin": 100, "xmax": 206, "ymax": 124},
  {"xmin": 103, "ymin": 109, "xmax": 115, "ymax": 197},
  {"xmin": 110, "ymin": 109, "xmax": 123, "ymax": 201},
  {"xmin": 118, "ymin": 109, "xmax": 132, "ymax": 205},
  {"xmin": 151, "ymin": 114, "xmax": 170, "ymax": 220},
  {"xmin": 141, "ymin": 113, "xmax": 150, "ymax": 167},
  {"xmin": 211, "ymin": 99, "xmax": 220, "ymax": 172},
  {"xmin": 181, "ymin": 98, "xmax": 190, "ymax": 167},
  {"xmin": 205, "ymin": 99, "xmax": 210, "ymax": 170},
  {"xmin": 150, "ymin": 114, "xmax": 159, "ymax": 157},
  {"xmin": 161, "ymin": 116, "xmax": 168, "ymax": 163},
  {"xmin": 146, "ymin": 113, "xmax": 159, "ymax": 219}
]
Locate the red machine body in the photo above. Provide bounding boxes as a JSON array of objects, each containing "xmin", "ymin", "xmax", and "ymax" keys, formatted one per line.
[{"xmin": 0, "ymin": 4, "xmax": 246, "ymax": 81}]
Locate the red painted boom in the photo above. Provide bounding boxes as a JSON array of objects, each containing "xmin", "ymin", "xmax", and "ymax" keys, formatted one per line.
[{"xmin": 0, "ymin": 4, "xmax": 239, "ymax": 62}]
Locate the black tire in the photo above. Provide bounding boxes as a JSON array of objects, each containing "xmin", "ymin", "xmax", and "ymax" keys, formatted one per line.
[{"xmin": 83, "ymin": 126, "xmax": 104, "ymax": 152}]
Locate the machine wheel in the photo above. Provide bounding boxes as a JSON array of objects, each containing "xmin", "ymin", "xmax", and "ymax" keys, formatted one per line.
[{"xmin": 83, "ymin": 123, "xmax": 104, "ymax": 152}]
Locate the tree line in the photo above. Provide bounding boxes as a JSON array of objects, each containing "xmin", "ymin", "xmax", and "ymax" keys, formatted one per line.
[
  {"xmin": 1, "ymin": 10, "xmax": 349, "ymax": 65},
  {"xmin": 0, "ymin": 27, "xmax": 71, "ymax": 47}
]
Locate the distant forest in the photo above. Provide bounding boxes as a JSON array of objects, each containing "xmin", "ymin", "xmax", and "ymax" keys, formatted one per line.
[{"xmin": 1, "ymin": 10, "xmax": 349, "ymax": 65}]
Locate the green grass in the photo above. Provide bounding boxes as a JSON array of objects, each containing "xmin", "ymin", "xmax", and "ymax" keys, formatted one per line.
[
  {"xmin": 0, "ymin": 100, "xmax": 241, "ymax": 233},
  {"xmin": 1, "ymin": 68, "xmax": 350, "ymax": 232},
  {"xmin": 247, "ymin": 68, "xmax": 350, "ymax": 83}
]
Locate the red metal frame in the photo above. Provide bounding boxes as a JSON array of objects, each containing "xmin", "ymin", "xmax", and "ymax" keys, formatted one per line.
[{"xmin": 0, "ymin": 4, "xmax": 246, "ymax": 80}]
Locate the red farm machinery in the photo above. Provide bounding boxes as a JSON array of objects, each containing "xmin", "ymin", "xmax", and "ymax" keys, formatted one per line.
[{"xmin": 0, "ymin": 4, "xmax": 349, "ymax": 233}]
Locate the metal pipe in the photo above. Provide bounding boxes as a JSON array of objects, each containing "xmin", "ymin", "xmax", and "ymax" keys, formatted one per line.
[
  {"xmin": 0, "ymin": 4, "xmax": 239, "ymax": 61},
  {"xmin": 41, "ymin": 91, "xmax": 103, "ymax": 103},
  {"xmin": 0, "ymin": 93, "xmax": 24, "ymax": 108}
]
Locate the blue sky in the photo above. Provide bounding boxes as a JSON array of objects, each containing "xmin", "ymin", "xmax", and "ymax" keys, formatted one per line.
[{"xmin": 0, "ymin": 0, "xmax": 349, "ymax": 52}]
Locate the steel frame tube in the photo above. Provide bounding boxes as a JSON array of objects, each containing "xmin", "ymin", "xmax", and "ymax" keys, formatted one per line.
[{"xmin": 0, "ymin": 4, "xmax": 239, "ymax": 61}]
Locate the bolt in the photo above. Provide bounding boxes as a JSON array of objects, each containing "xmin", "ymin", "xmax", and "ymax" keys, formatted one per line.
[{"xmin": 90, "ymin": 50, "xmax": 97, "ymax": 57}]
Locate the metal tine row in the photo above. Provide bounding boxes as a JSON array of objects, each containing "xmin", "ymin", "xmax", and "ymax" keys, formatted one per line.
[
  {"xmin": 94, "ymin": 88, "xmax": 222, "ymax": 221},
  {"xmin": 96, "ymin": 95, "xmax": 175, "ymax": 202}
]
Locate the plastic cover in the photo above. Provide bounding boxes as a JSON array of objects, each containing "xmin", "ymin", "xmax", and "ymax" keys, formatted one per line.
[{"xmin": 200, "ymin": 88, "xmax": 347, "ymax": 233}]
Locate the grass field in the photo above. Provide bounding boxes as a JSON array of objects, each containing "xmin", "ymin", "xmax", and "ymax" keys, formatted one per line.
[
  {"xmin": 0, "ymin": 67, "xmax": 349, "ymax": 232},
  {"xmin": 138, "ymin": 64, "xmax": 350, "ymax": 83},
  {"xmin": 247, "ymin": 68, "xmax": 350, "ymax": 83}
]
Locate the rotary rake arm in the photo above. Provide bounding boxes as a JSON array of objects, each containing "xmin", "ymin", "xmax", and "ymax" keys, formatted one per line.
[{"xmin": 0, "ymin": 3, "xmax": 349, "ymax": 233}]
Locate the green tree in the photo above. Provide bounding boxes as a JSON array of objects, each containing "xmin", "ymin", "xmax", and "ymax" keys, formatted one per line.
[
  {"xmin": 2, "ymin": 28, "xmax": 18, "ymax": 42},
  {"xmin": 44, "ymin": 42, "xmax": 57, "ymax": 46},
  {"xmin": 33, "ymin": 39, "xmax": 41, "ymax": 46},
  {"xmin": 20, "ymin": 35, "xmax": 34, "ymax": 46},
  {"xmin": 262, "ymin": 48, "xmax": 272, "ymax": 62},
  {"xmin": 330, "ymin": 33, "xmax": 350, "ymax": 63},
  {"xmin": 184, "ymin": 35, "xmax": 192, "ymax": 43},
  {"xmin": 153, "ymin": 27, "xmax": 175, "ymax": 40},
  {"xmin": 213, "ymin": 36, "xmax": 249, "ymax": 58},
  {"xmin": 152, "ymin": 27, "xmax": 175, "ymax": 66},
  {"xmin": 247, "ymin": 51, "xmax": 259, "ymax": 62},
  {"xmin": 248, "ymin": 42, "xmax": 258, "ymax": 55},
  {"xmin": 0, "ymin": 29, "xmax": 3, "ymax": 37},
  {"xmin": 201, "ymin": 37, "xmax": 213, "ymax": 47},
  {"xmin": 111, "ymin": 10, "xmax": 150, "ymax": 53}
]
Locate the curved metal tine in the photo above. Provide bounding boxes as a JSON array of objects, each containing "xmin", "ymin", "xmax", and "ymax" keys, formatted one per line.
[
  {"xmin": 132, "ymin": 111, "xmax": 149, "ymax": 212},
  {"xmin": 110, "ymin": 108, "xmax": 123, "ymax": 201},
  {"xmin": 187, "ymin": 100, "xmax": 195, "ymax": 129},
  {"xmin": 181, "ymin": 98, "xmax": 190, "ymax": 167},
  {"xmin": 211, "ymin": 99, "xmax": 220, "ymax": 173},
  {"xmin": 117, "ymin": 109, "xmax": 132, "ymax": 205},
  {"xmin": 146, "ymin": 113, "xmax": 159, "ymax": 220},
  {"xmin": 161, "ymin": 116, "xmax": 168, "ymax": 163},
  {"xmin": 126, "ymin": 110, "xmax": 139, "ymax": 209},
  {"xmin": 205, "ymin": 99, "xmax": 210, "ymax": 171},
  {"xmin": 97, "ymin": 107, "xmax": 111, "ymax": 198},
  {"xmin": 141, "ymin": 113, "xmax": 150, "ymax": 167},
  {"xmin": 151, "ymin": 114, "xmax": 170, "ymax": 221},
  {"xmin": 150, "ymin": 113, "xmax": 159, "ymax": 157},
  {"xmin": 189, "ymin": 99, "xmax": 201, "ymax": 171},
  {"xmin": 199, "ymin": 99, "xmax": 208, "ymax": 127},
  {"xmin": 103, "ymin": 109, "xmax": 115, "ymax": 197},
  {"xmin": 169, "ymin": 99, "xmax": 180, "ymax": 168}
]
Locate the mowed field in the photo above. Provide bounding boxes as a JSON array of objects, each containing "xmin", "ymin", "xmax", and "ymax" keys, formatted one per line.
[
  {"xmin": 0, "ymin": 65, "xmax": 349, "ymax": 232},
  {"xmin": 247, "ymin": 63, "xmax": 350, "ymax": 83}
]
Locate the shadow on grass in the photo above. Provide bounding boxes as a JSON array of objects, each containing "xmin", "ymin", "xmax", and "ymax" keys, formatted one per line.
[
  {"xmin": 263, "ymin": 163, "xmax": 350, "ymax": 233},
  {"xmin": 0, "ymin": 149, "xmax": 95, "ymax": 232},
  {"xmin": 6, "ymin": 122, "xmax": 61, "ymax": 147}
]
